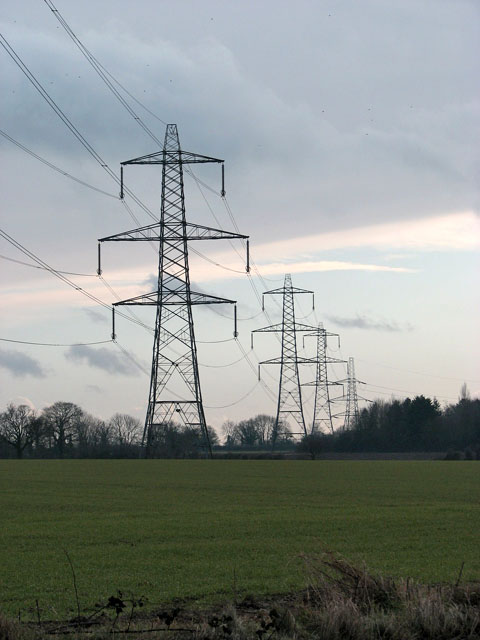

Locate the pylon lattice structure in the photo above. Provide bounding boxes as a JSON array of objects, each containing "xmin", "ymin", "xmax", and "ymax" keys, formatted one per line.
[
  {"xmin": 334, "ymin": 357, "xmax": 370, "ymax": 430},
  {"xmin": 98, "ymin": 124, "xmax": 248, "ymax": 457},
  {"xmin": 252, "ymin": 274, "xmax": 316, "ymax": 441},
  {"xmin": 344, "ymin": 357, "xmax": 360, "ymax": 430},
  {"xmin": 303, "ymin": 323, "xmax": 345, "ymax": 434}
]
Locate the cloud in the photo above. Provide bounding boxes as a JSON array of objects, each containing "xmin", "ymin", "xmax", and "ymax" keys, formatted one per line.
[
  {"xmin": 85, "ymin": 384, "xmax": 102, "ymax": 393},
  {"xmin": 12, "ymin": 395, "xmax": 36, "ymax": 409},
  {"xmin": 326, "ymin": 314, "xmax": 414, "ymax": 333},
  {"xmin": 253, "ymin": 261, "xmax": 415, "ymax": 277},
  {"xmin": 84, "ymin": 308, "xmax": 110, "ymax": 324},
  {"xmin": 142, "ymin": 273, "xmax": 158, "ymax": 289},
  {"xmin": 0, "ymin": 349, "xmax": 46, "ymax": 377},
  {"xmin": 65, "ymin": 345, "xmax": 134, "ymax": 375},
  {"xmin": 248, "ymin": 212, "xmax": 480, "ymax": 263},
  {"xmin": 3, "ymin": 211, "xmax": 474, "ymax": 314}
]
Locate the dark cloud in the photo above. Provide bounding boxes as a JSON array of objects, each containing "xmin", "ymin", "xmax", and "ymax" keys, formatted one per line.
[
  {"xmin": 142, "ymin": 273, "xmax": 157, "ymax": 289},
  {"xmin": 0, "ymin": 349, "xmax": 46, "ymax": 377},
  {"xmin": 84, "ymin": 308, "xmax": 110, "ymax": 324},
  {"xmin": 86, "ymin": 384, "xmax": 103, "ymax": 393},
  {"xmin": 65, "ymin": 345, "xmax": 134, "ymax": 375},
  {"xmin": 326, "ymin": 314, "xmax": 414, "ymax": 333}
]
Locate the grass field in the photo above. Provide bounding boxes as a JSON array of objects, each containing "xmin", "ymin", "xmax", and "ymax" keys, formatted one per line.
[{"xmin": 0, "ymin": 460, "xmax": 479, "ymax": 618}]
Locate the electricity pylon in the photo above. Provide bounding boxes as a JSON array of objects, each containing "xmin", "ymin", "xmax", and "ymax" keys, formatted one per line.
[
  {"xmin": 98, "ymin": 124, "xmax": 249, "ymax": 457},
  {"xmin": 251, "ymin": 274, "xmax": 316, "ymax": 442},
  {"xmin": 302, "ymin": 323, "xmax": 345, "ymax": 434},
  {"xmin": 334, "ymin": 357, "xmax": 370, "ymax": 430}
]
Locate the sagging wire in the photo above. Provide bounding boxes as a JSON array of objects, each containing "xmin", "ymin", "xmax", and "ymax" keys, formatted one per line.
[
  {"xmin": 0, "ymin": 337, "xmax": 112, "ymax": 347},
  {"xmin": 204, "ymin": 380, "xmax": 260, "ymax": 409},
  {"xmin": 0, "ymin": 129, "xmax": 117, "ymax": 199},
  {"xmin": 0, "ymin": 252, "xmax": 97, "ymax": 277}
]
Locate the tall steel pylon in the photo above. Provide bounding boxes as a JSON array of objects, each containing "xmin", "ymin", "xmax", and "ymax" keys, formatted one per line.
[
  {"xmin": 303, "ymin": 323, "xmax": 345, "ymax": 434},
  {"xmin": 344, "ymin": 357, "xmax": 360, "ymax": 429},
  {"xmin": 334, "ymin": 357, "xmax": 370, "ymax": 430},
  {"xmin": 98, "ymin": 124, "xmax": 249, "ymax": 457},
  {"xmin": 252, "ymin": 274, "xmax": 316, "ymax": 441}
]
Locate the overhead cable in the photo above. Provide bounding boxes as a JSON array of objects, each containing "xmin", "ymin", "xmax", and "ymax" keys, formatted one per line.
[
  {"xmin": 0, "ymin": 129, "xmax": 117, "ymax": 198},
  {"xmin": 0, "ymin": 337, "xmax": 112, "ymax": 347},
  {"xmin": 0, "ymin": 226, "xmax": 151, "ymax": 333},
  {"xmin": 204, "ymin": 380, "xmax": 260, "ymax": 409},
  {"xmin": 0, "ymin": 252, "xmax": 96, "ymax": 277}
]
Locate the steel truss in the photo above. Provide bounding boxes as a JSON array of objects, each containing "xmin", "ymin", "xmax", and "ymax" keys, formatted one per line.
[
  {"xmin": 333, "ymin": 357, "xmax": 371, "ymax": 430},
  {"xmin": 302, "ymin": 323, "xmax": 345, "ymax": 434},
  {"xmin": 252, "ymin": 274, "xmax": 316, "ymax": 442},
  {"xmin": 98, "ymin": 124, "xmax": 248, "ymax": 457}
]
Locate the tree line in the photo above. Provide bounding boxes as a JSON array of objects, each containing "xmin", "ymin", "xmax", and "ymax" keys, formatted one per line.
[
  {"xmin": 1, "ymin": 390, "xmax": 479, "ymax": 459},
  {"xmin": 299, "ymin": 391, "xmax": 480, "ymax": 459},
  {"xmin": 0, "ymin": 401, "xmax": 218, "ymax": 459}
]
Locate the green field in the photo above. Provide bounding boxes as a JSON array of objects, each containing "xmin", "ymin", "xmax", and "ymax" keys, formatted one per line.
[{"xmin": 0, "ymin": 460, "xmax": 479, "ymax": 618}]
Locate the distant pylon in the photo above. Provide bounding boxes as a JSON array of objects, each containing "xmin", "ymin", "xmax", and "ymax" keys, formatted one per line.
[
  {"xmin": 344, "ymin": 357, "xmax": 360, "ymax": 430},
  {"xmin": 333, "ymin": 357, "xmax": 370, "ymax": 430},
  {"xmin": 303, "ymin": 323, "xmax": 345, "ymax": 434},
  {"xmin": 98, "ymin": 124, "xmax": 249, "ymax": 457},
  {"xmin": 252, "ymin": 274, "xmax": 316, "ymax": 441}
]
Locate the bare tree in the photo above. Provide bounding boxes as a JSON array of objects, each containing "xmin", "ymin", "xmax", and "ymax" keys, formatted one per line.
[
  {"xmin": 460, "ymin": 382, "xmax": 471, "ymax": 401},
  {"xmin": 0, "ymin": 403, "xmax": 35, "ymax": 458},
  {"xmin": 253, "ymin": 414, "xmax": 276, "ymax": 445},
  {"xmin": 221, "ymin": 415, "xmax": 288, "ymax": 448},
  {"xmin": 88, "ymin": 418, "xmax": 112, "ymax": 453},
  {"xmin": 222, "ymin": 420, "xmax": 238, "ymax": 447},
  {"xmin": 109, "ymin": 413, "xmax": 142, "ymax": 449},
  {"xmin": 207, "ymin": 425, "xmax": 219, "ymax": 447},
  {"xmin": 43, "ymin": 401, "xmax": 83, "ymax": 458}
]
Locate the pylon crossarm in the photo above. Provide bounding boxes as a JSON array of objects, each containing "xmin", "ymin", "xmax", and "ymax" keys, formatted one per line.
[
  {"xmin": 303, "ymin": 379, "xmax": 344, "ymax": 387},
  {"xmin": 305, "ymin": 355, "xmax": 347, "ymax": 365},
  {"xmin": 182, "ymin": 223, "xmax": 248, "ymax": 241},
  {"xmin": 121, "ymin": 150, "xmax": 224, "ymax": 165},
  {"xmin": 262, "ymin": 285, "xmax": 314, "ymax": 296},
  {"xmin": 259, "ymin": 357, "xmax": 317, "ymax": 365},
  {"xmin": 303, "ymin": 329, "xmax": 340, "ymax": 339},
  {"xmin": 112, "ymin": 289, "xmax": 236, "ymax": 306},
  {"xmin": 253, "ymin": 321, "xmax": 317, "ymax": 333},
  {"xmin": 252, "ymin": 323, "xmax": 283, "ymax": 334},
  {"xmin": 335, "ymin": 377, "xmax": 366, "ymax": 385},
  {"xmin": 99, "ymin": 221, "xmax": 248, "ymax": 243}
]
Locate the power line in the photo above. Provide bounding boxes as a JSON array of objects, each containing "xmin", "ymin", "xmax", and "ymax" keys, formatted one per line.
[
  {"xmin": 204, "ymin": 380, "xmax": 259, "ymax": 409},
  {"xmin": 0, "ymin": 129, "xmax": 117, "ymax": 198},
  {"xmin": 0, "ymin": 337, "xmax": 111, "ymax": 347},
  {"xmin": 198, "ymin": 352, "xmax": 249, "ymax": 369},
  {"xmin": 197, "ymin": 337, "xmax": 235, "ymax": 345},
  {"xmin": 234, "ymin": 339, "xmax": 277, "ymax": 403},
  {"xmin": 2, "ymin": 31, "xmax": 263, "ymax": 412},
  {"xmin": 356, "ymin": 358, "xmax": 480, "ymax": 384},
  {"xmin": 39, "ymin": 6, "xmax": 282, "ymax": 305},
  {"xmin": 114, "ymin": 338, "xmax": 260, "ymax": 409},
  {"xmin": 30, "ymin": 13, "xmax": 251, "ymax": 285},
  {"xmin": 41, "ymin": 2, "xmax": 288, "ymax": 302},
  {"xmin": 43, "ymin": 0, "xmax": 249, "ymax": 257},
  {"xmin": 4, "ymin": 19, "xmax": 298, "ymax": 407},
  {"xmin": 0, "ymin": 226, "xmax": 151, "ymax": 333},
  {"xmin": 44, "ymin": 0, "xmax": 165, "ymax": 145},
  {"xmin": 0, "ymin": 252, "xmax": 97, "ymax": 277},
  {"xmin": 363, "ymin": 383, "xmax": 457, "ymax": 401},
  {"xmin": 0, "ymin": 33, "xmax": 161, "ymax": 223}
]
